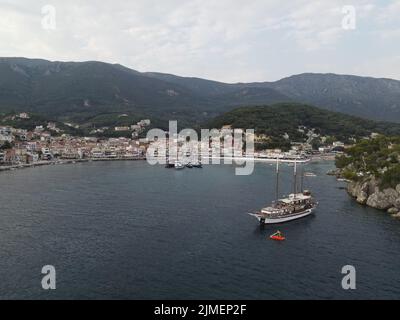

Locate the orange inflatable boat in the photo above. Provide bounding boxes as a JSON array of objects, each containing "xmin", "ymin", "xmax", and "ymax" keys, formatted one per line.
[{"xmin": 270, "ymin": 231, "xmax": 285, "ymax": 241}]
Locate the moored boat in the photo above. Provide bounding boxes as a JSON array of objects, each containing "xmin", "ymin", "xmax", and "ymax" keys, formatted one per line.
[
  {"xmin": 304, "ymin": 172, "xmax": 317, "ymax": 177},
  {"xmin": 192, "ymin": 161, "xmax": 202, "ymax": 168},
  {"xmin": 174, "ymin": 161, "xmax": 185, "ymax": 170},
  {"xmin": 270, "ymin": 231, "xmax": 285, "ymax": 241},
  {"xmin": 248, "ymin": 159, "xmax": 318, "ymax": 225}
]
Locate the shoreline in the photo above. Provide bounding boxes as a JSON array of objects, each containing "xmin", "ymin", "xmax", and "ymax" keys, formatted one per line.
[
  {"xmin": 0, "ymin": 154, "xmax": 334, "ymax": 174},
  {"xmin": 0, "ymin": 157, "xmax": 146, "ymax": 173},
  {"xmin": 328, "ymin": 168, "xmax": 400, "ymax": 218}
]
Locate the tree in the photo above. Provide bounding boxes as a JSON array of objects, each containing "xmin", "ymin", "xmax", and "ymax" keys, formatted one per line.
[
  {"xmin": 381, "ymin": 164, "xmax": 400, "ymax": 189},
  {"xmin": 311, "ymin": 138, "xmax": 322, "ymax": 150},
  {"xmin": 335, "ymin": 155, "xmax": 352, "ymax": 169},
  {"xmin": 0, "ymin": 141, "xmax": 12, "ymax": 150}
]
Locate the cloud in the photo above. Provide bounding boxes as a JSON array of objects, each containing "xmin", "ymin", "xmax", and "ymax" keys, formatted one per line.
[{"xmin": 0, "ymin": 0, "xmax": 399, "ymax": 82}]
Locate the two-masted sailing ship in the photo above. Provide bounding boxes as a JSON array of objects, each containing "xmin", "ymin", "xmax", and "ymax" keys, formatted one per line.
[{"xmin": 248, "ymin": 159, "xmax": 318, "ymax": 224}]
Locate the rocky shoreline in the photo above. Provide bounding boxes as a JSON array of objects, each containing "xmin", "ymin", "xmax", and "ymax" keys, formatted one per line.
[{"xmin": 334, "ymin": 172, "xmax": 400, "ymax": 218}]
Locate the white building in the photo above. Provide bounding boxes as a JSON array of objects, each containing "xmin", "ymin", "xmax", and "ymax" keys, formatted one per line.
[
  {"xmin": 137, "ymin": 119, "xmax": 151, "ymax": 127},
  {"xmin": 0, "ymin": 127, "xmax": 13, "ymax": 143},
  {"xmin": 18, "ymin": 112, "xmax": 30, "ymax": 119},
  {"xmin": 115, "ymin": 126, "xmax": 130, "ymax": 131},
  {"xmin": 333, "ymin": 141, "xmax": 345, "ymax": 147},
  {"xmin": 131, "ymin": 124, "xmax": 141, "ymax": 131}
]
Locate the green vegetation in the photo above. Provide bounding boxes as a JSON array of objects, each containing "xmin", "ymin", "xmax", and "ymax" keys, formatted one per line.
[
  {"xmin": 0, "ymin": 111, "xmax": 162, "ymax": 138},
  {"xmin": 0, "ymin": 58, "xmax": 223, "ymax": 128},
  {"xmin": 207, "ymin": 103, "xmax": 400, "ymax": 150},
  {"xmin": 254, "ymin": 137, "xmax": 291, "ymax": 152},
  {"xmin": 0, "ymin": 141, "xmax": 12, "ymax": 150},
  {"xmin": 335, "ymin": 135, "xmax": 400, "ymax": 188},
  {"xmin": 4, "ymin": 58, "xmax": 400, "ymax": 126},
  {"xmin": 0, "ymin": 113, "xmax": 84, "ymax": 136},
  {"xmin": 82, "ymin": 113, "xmax": 140, "ymax": 128}
]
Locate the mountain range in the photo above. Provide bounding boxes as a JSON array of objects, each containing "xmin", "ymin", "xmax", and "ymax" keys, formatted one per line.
[{"xmin": 1, "ymin": 57, "xmax": 400, "ymax": 127}]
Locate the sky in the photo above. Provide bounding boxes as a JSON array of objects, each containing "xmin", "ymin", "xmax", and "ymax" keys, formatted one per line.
[{"xmin": 0, "ymin": 0, "xmax": 399, "ymax": 83}]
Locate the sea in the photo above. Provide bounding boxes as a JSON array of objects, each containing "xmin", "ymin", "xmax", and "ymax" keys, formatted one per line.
[{"xmin": 0, "ymin": 160, "xmax": 399, "ymax": 299}]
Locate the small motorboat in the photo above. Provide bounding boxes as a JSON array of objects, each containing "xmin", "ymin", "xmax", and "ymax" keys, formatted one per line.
[
  {"xmin": 270, "ymin": 231, "xmax": 285, "ymax": 241},
  {"xmin": 186, "ymin": 163, "xmax": 193, "ymax": 168},
  {"xmin": 174, "ymin": 161, "xmax": 185, "ymax": 170},
  {"xmin": 192, "ymin": 162, "xmax": 202, "ymax": 168},
  {"xmin": 304, "ymin": 172, "xmax": 317, "ymax": 177}
]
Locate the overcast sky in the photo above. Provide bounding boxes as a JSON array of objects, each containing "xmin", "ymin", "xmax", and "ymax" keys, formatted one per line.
[{"xmin": 0, "ymin": 0, "xmax": 399, "ymax": 82}]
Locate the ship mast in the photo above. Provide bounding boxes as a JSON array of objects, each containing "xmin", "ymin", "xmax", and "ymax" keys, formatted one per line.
[
  {"xmin": 300, "ymin": 165, "xmax": 304, "ymax": 193},
  {"xmin": 275, "ymin": 156, "xmax": 280, "ymax": 202},
  {"xmin": 293, "ymin": 159, "xmax": 297, "ymax": 198}
]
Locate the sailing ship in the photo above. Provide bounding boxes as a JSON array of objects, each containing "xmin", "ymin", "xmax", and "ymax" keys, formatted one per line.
[{"xmin": 248, "ymin": 158, "xmax": 318, "ymax": 224}]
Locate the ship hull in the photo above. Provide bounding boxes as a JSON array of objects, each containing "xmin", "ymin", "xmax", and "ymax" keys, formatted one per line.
[{"xmin": 249, "ymin": 208, "xmax": 314, "ymax": 224}]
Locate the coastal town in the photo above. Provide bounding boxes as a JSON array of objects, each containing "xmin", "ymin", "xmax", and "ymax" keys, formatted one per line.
[
  {"xmin": 0, "ymin": 112, "xmax": 348, "ymax": 169},
  {"xmin": 0, "ymin": 112, "xmax": 349, "ymax": 172},
  {"xmin": 0, "ymin": 113, "xmax": 152, "ymax": 171}
]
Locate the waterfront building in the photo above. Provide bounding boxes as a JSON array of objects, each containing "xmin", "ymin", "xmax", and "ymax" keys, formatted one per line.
[
  {"xmin": 18, "ymin": 112, "xmax": 30, "ymax": 119},
  {"xmin": 115, "ymin": 126, "xmax": 130, "ymax": 131}
]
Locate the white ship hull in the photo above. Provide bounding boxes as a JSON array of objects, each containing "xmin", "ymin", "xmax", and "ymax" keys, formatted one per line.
[{"xmin": 249, "ymin": 208, "xmax": 314, "ymax": 224}]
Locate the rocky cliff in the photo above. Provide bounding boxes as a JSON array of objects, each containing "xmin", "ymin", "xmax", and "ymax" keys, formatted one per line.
[{"xmin": 347, "ymin": 176, "xmax": 400, "ymax": 217}]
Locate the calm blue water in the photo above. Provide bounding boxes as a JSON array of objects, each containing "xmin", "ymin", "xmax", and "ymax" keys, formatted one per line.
[{"xmin": 0, "ymin": 161, "xmax": 399, "ymax": 299}]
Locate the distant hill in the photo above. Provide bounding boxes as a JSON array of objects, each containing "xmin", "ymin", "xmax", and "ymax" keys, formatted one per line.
[
  {"xmin": 1, "ymin": 58, "xmax": 400, "ymax": 127},
  {"xmin": 207, "ymin": 103, "xmax": 400, "ymax": 146},
  {"xmin": 0, "ymin": 58, "xmax": 290, "ymax": 129},
  {"xmin": 0, "ymin": 58, "xmax": 219, "ymax": 128},
  {"xmin": 148, "ymin": 72, "xmax": 400, "ymax": 122},
  {"xmin": 266, "ymin": 73, "xmax": 400, "ymax": 122}
]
